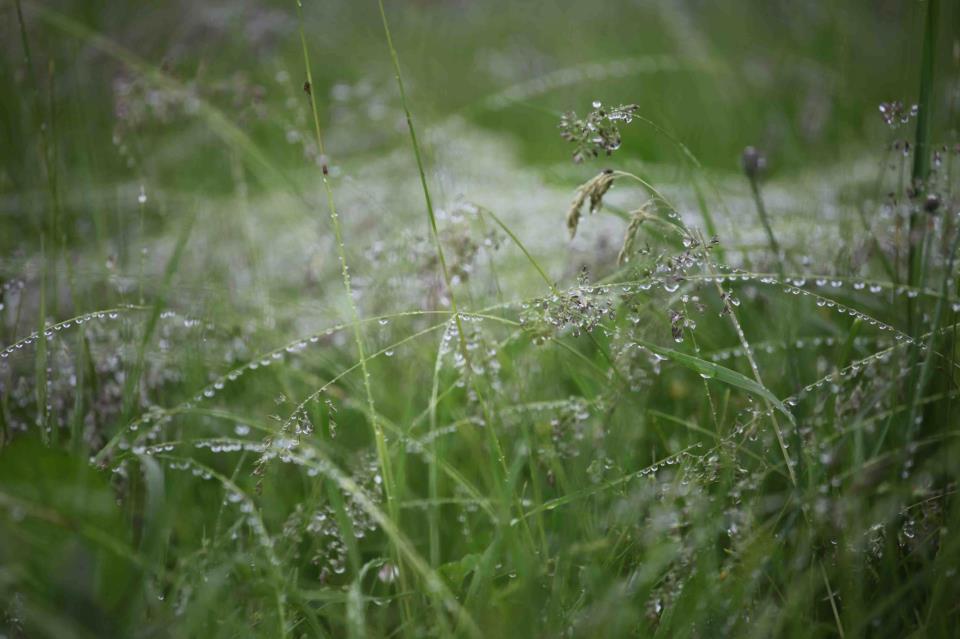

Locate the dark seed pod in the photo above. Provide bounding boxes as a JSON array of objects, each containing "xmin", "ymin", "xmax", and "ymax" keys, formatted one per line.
[{"xmin": 741, "ymin": 146, "xmax": 766, "ymax": 179}]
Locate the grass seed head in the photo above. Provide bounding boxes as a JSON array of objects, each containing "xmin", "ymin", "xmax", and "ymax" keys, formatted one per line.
[
  {"xmin": 566, "ymin": 169, "xmax": 616, "ymax": 239},
  {"xmin": 559, "ymin": 101, "xmax": 640, "ymax": 163},
  {"xmin": 617, "ymin": 202, "xmax": 654, "ymax": 265},
  {"xmin": 740, "ymin": 146, "xmax": 766, "ymax": 179}
]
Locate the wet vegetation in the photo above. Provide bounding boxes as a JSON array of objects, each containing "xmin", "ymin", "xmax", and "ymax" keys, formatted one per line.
[{"xmin": 1, "ymin": 1, "xmax": 960, "ymax": 637}]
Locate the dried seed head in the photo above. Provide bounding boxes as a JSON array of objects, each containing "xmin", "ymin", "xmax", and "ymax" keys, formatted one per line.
[
  {"xmin": 618, "ymin": 202, "xmax": 653, "ymax": 265},
  {"xmin": 566, "ymin": 170, "xmax": 616, "ymax": 239}
]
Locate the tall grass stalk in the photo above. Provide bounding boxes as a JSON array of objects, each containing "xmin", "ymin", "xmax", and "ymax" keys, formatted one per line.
[
  {"xmin": 904, "ymin": 0, "xmax": 941, "ymax": 441},
  {"xmin": 908, "ymin": 225, "xmax": 959, "ymax": 438},
  {"xmin": 745, "ymin": 163, "xmax": 782, "ymax": 274},
  {"xmin": 293, "ymin": 2, "xmax": 432, "ymax": 633},
  {"xmin": 745, "ymin": 165, "xmax": 805, "ymax": 390},
  {"xmin": 907, "ymin": 0, "xmax": 939, "ymax": 329},
  {"xmin": 375, "ymin": 1, "xmax": 527, "ymax": 577}
]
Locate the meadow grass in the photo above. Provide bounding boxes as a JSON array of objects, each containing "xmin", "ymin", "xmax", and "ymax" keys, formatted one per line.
[{"xmin": 1, "ymin": 1, "xmax": 959, "ymax": 637}]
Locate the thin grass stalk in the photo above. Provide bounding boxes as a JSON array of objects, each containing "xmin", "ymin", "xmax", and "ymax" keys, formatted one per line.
[
  {"xmin": 293, "ymin": 0, "xmax": 411, "ymax": 630},
  {"xmin": 375, "ymin": 0, "xmax": 524, "ymax": 564},
  {"xmin": 747, "ymin": 173, "xmax": 782, "ymax": 274},
  {"xmin": 694, "ymin": 231, "xmax": 798, "ymax": 485},
  {"xmin": 907, "ymin": 222, "xmax": 960, "ymax": 439},
  {"xmin": 287, "ymin": 448, "xmax": 481, "ymax": 639},
  {"xmin": 120, "ymin": 213, "xmax": 194, "ymax": 429},
  {"xmin": 16, "ymin": 4, "xmax": 81, "ymax": 321},
  {"xmin": 745, "ymin": 168, "xmax": 806, "ymax": 394},
  {"xmin": 35, "ymin": 239, "xmax": 49, "ymax": 444},
  {"xmin": 907, "ymin": 0, "xmax": 939, "ymax": 330},
  {"xmin": 910, "ymin": 0, "xmax": 939, "ymax": 192},
  {"xmin": 902, "ymin": 0, "xmax": 941, "ymax": 441}
]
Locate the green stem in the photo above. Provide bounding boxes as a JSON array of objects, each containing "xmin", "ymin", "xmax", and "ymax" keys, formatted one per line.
[
  {"xmin": 376, "ymin": 0, "xmax": 516, "ymax": 504},
  {"xmin": 910, "ymin": 0, "xmax": 938, "ymax": 188},
  {"xmin": 295, "ymin": 2, "xmax": 408, "ymax": 632},
  {"xmin": 748, "ymin": 176, "xmax": 782, "ymax": 276},
  {"xmin": 907, "ymin": 0, "xmax": 939, "ymax": 329},
  {"xmin": 908, "ymin": 224, "xmax": 960, "ymax": 440},
  {"xmin": 376, "ymin": 9, "xmax": 541, "ymax": 622}
]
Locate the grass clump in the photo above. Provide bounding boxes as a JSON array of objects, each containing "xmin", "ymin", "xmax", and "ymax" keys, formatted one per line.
[{"xmin": 1, "ymin": 1, "xmax": 960, "ymax": 638}]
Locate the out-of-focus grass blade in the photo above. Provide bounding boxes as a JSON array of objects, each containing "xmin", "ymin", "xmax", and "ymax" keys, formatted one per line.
[
  {"xmin": 104, "ymin": 213, "xmax": 195, "ymax": 459},
  {"xmin": 136, "ymin": 453, "xmax": 166, "ymax": 567},
  {"xmin": 346, "ymin": 578, "xmax": 366, "ymax": 639},
  {"xmin": 25, "ymin": 2, "xmax": 298, "ymax": 197}
]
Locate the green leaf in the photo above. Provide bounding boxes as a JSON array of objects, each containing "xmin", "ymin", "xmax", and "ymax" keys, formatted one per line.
[
  {"xmin": 638, "ymin": 341, "xmax": 795, "ymax": 423},
  {"xmin": 438, "ymin": 553, "xmax": 483, "ymax": 592}
]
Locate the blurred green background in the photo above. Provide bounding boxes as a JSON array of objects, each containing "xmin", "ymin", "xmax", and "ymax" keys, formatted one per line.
[{"xmin": 2, "ymin": 0, "xmax": 954, "ymax": 222}]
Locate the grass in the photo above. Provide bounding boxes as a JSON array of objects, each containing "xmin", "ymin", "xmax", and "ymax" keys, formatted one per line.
[{"xmin": 1, "ymin": 1, "xmax": 959, "ymax": 637}]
